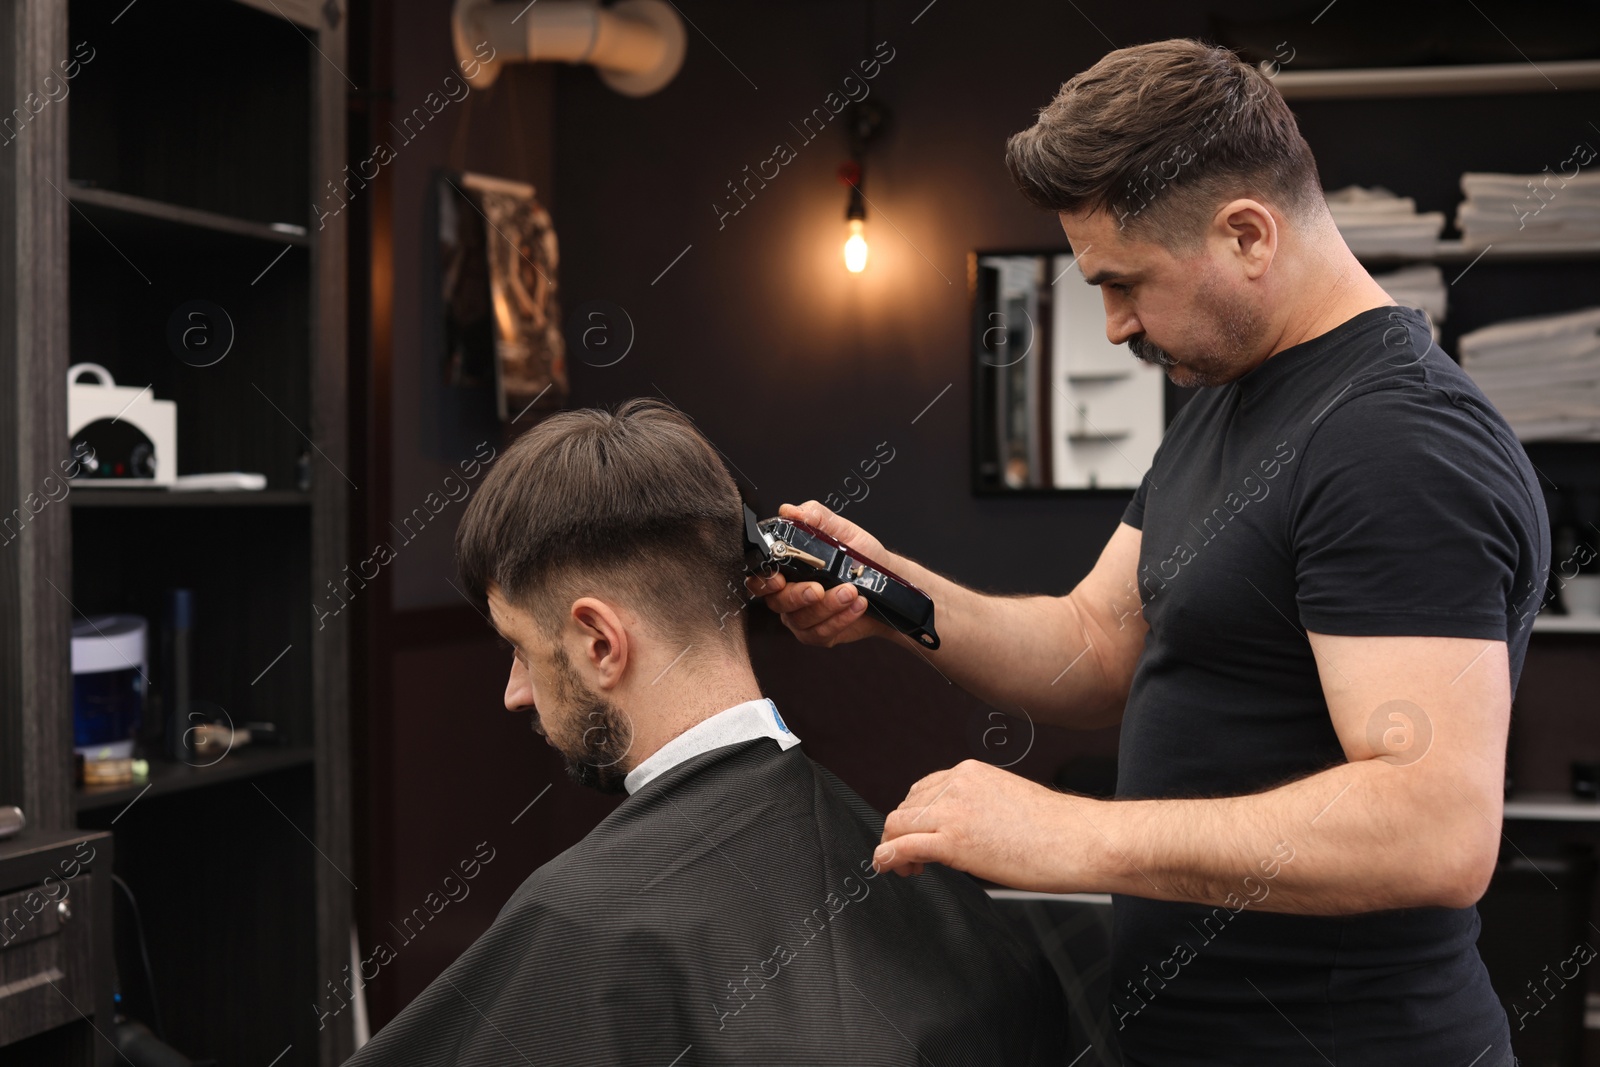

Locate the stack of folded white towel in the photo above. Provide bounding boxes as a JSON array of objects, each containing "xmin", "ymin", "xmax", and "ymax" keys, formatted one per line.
[
  {"xmin": 1326, "ymin": 185, "xmax": 1446, "ymax": 258},
  {"xmin": 1456, "ymin": 168, "xmax": 1600, "ymax": 249},
  {"xmin": 1458, "ymin": 305, "xmax": 1600, "ymax": 441},
  {"xmin": 1371, "ymin": 264, "xmax": 1446, "ymax": 342}
]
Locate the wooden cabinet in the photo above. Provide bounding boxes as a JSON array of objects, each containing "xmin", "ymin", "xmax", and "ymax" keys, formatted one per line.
[
  {"xmin": 0, "ymin": 0, "xmax": 353, "ymax": 1062},
  {"xmin": 0, "ymin": 830, "xmax": 112, "ymax": 1067}
]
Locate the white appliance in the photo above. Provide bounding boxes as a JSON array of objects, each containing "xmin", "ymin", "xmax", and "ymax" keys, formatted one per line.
[{"xmin": 67, "ymin": 363, "xmax": 177, "ymax": 486}]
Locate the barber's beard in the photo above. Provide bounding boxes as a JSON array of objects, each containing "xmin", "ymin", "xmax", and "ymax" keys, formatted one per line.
[
  {"xmin": 1128, "ymin": 275, "xmax": 1260, "ymax": 388},
  {"xmin": 549, "ymin": 652, "xmax": 634, "ymax": 795}
]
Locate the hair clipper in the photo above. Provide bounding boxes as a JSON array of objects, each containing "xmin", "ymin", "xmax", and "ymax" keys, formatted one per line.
[{"xmin": 743, "ymin": 505, "xmax": 940, "ymax": 650}]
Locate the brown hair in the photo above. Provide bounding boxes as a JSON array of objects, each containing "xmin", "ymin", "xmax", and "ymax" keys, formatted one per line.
[
  {"xmin": 455, "ymin": 398, "xmax": 748, "ymax": 650},
  {"xmin": 1004, "ymin": 39, "xmax": 1323, "ymax": 245}
]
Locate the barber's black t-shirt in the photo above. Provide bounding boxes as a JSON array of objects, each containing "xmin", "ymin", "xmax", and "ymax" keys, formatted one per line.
[{"xmin": 1113, "ymin": 305, "xmax": 1546, "ymax": 1066}]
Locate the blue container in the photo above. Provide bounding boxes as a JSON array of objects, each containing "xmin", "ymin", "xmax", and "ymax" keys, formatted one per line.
[{"xmin": 70, "ymin": 614, "xmax": 147, "ymax": 758}]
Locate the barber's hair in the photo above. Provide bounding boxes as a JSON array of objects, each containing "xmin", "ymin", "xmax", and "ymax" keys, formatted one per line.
[
  {"xmin": 456, "ymin": 398, "xmax": 748, "ymax": 649},
  {"xmin": 1004, "ymin": 38, "xmax": 1323, "ymax": 246}
]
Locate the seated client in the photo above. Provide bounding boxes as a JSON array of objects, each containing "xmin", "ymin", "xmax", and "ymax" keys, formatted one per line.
[{"xmin": 344, "ymin": 398, "xmax": 1066, "ymax": 1066}]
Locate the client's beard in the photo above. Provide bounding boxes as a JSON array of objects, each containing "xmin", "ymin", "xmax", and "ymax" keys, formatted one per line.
[{"xmin": 550, "ymin": 652, "xmax": 634, "ymax": 795}]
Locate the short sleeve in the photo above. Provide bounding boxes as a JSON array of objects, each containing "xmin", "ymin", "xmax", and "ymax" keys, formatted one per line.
[
  {"xmin": 1289, "ymin": 388, "xmax": 1527, "ymax": 640},
  {"xmin": 1122, "ymin": 470, "xmax": 1150, "ymax": 530}
]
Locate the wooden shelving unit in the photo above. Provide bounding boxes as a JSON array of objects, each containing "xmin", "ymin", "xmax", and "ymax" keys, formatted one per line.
[
  {"xmin": 1284, "ymin": 55, "xmax": 1600, "ymax": 1060},
  {"xmin": 0, "ymin": 0, "xmax": 352, "ymax": 1063}
]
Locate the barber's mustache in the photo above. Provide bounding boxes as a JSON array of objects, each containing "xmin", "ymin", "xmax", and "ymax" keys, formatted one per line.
[{"xmin": 1128, "ymin": 335, "xmax": 1178, "ymax": 367}]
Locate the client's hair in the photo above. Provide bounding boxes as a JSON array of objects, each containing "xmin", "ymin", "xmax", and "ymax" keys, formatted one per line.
[
  {"xmin": 456, "ymin": 398, "xmax": 748, "ymax": 650},
  {"xmin": 1004, "ymin": 38, "xmax": 1323, "ymax": 248}
]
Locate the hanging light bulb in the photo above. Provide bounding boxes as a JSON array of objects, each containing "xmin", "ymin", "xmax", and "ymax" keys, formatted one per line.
[
  {"xmin": 836, "ymin": 103, "xmax": 884, "ymax": 276},
  {"xmin": 841, "ymin": 163, "xmax": 868, "ymax": 274},
  {"xmin": 844, "ymin": 215, "xmax": 868, "ymax": 273}
]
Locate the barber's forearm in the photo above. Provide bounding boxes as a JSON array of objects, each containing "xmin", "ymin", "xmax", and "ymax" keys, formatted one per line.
[
  {"xmin": 874, "ymin": 552, "xmax": 1125, "ymax": 729},
  {"xmin": 1079, "ymin": 759, "xmax": 1500, "ymax": 914}
]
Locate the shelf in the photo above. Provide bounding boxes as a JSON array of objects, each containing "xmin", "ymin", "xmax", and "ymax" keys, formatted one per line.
[
  {"xmin": 1532, "ymin": 614, "xmax": 1600, "ymax": 634},
  {"xmin": 75, "ymin": 745, "xmax": 315, "ymax": 813},
  {"xmin": 1505, "ymin": 792, "xmax": 1600, "ymax": 822},
  {"xmin": 67, "ymin": 185, "xmax": 310, "ymax": 246},
  {"xmin": 69, "ymin": 489, "xmax": 310, "ymax": 508},
  {"xmin": 1274, "ymin": 59, "xmax": 1600, "ymax": 100},
  {"xmin": 1356, "ymin": 239, "xmax": 1600, "ymax": 265}
]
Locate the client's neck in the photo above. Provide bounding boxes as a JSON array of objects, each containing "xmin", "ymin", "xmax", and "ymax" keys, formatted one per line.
[{"xmin": 616, "ymin": 648, "xmax": 764, "ymax": 773}]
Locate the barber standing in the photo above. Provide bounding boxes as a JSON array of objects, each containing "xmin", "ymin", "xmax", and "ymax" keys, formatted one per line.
[{"xmin": 751, "ymin": 38, "xmax": 1545, "ymax": 1067}]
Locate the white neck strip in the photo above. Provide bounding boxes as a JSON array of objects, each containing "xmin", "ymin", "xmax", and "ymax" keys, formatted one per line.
[{"xmin": 623, "ymin": 698, "xmax": 801, "ymax": 795}]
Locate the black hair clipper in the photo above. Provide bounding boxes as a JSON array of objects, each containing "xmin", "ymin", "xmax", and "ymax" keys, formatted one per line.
[{"xmin": 743, "ymin": 505, "xmax": 940, "ymax": 650}]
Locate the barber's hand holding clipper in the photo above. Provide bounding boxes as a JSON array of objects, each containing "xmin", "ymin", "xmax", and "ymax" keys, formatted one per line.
[{"xmin": 744, "ymin": 500, "xmax": 905, "ymax": 648}]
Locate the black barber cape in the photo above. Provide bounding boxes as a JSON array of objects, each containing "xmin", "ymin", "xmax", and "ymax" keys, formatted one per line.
[{"xmin": 343, "ymin": 738, "xmax": 1067, "ymax": 1066}]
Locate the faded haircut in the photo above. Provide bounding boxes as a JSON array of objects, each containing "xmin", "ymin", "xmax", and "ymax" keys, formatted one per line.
[
  {"xmin": 1004, "ymin": 38, "xmax": 1324, "ymax": 247},
  {"xmin": 455, "ymin": 398, "xmax": 748, "ymax": 650}
]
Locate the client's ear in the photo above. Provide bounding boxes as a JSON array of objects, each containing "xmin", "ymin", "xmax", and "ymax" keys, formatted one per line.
[{"xmin": 568, "ymin": 596, "xmax": 629, "ymax": 688}]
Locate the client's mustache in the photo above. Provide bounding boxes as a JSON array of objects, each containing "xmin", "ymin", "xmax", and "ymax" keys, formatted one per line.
[{"xmin": 1128, "ymin": 335, "xmax": 1178, "ymax": 368}]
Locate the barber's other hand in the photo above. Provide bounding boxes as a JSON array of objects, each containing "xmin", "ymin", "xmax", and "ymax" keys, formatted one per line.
[
  {"xmin": 744, "ymin": 499, "xmax": 895, "ymax": 648},
  {"xmin": 874, "ymin": 760, "xmax": 1091, "ymax": 894}
]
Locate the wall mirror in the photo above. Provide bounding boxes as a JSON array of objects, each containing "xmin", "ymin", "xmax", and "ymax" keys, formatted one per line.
[{"xmin": 970, "ymin": 250, "xmax": 1181, "ymax": 494}]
